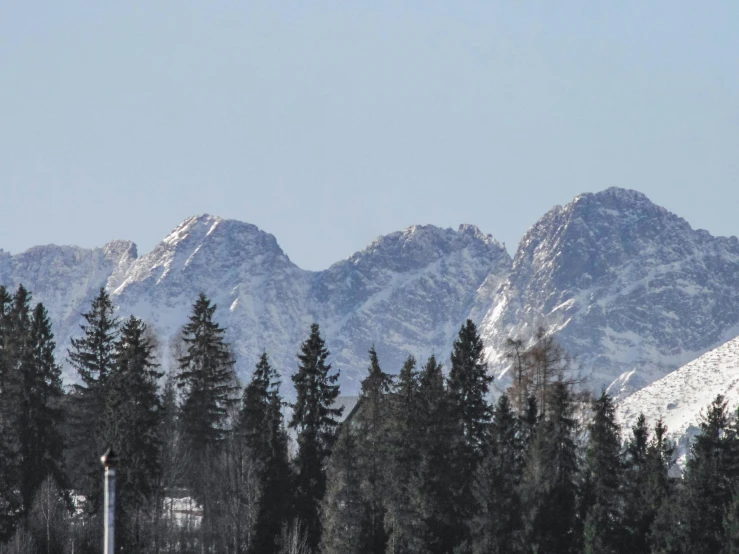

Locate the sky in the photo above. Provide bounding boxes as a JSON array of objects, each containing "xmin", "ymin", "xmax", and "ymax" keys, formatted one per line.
[{"xmin": 1, "ymin": 2, "xmax": 737, "ymax": 270}]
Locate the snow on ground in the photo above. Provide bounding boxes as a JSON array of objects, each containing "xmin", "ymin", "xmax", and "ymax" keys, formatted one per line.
[{"xmin": 616, "ymin": 334, "xmax": 739, "ymax": 466}]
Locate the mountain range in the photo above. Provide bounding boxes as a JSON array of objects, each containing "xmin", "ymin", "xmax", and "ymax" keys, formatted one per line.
[{"xmin": 2, "ymin": 187, "xmax": 738, "ymax": 403}]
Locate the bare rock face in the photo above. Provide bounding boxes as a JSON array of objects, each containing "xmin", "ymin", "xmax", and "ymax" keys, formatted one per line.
[
  {"xmin": 0, "ymin": 241, "xmax": 137, "ymax": 360},
  {"xmin": 479, "ymin": 187, "xmax": 739, "ymax": 395},
  {"xmin": 4, "ymin": 187, "xmax": 739, "ymax": 405},
  {"xmin": 0, "ymin": 216, "xmax": 510, "ymax": 394}
]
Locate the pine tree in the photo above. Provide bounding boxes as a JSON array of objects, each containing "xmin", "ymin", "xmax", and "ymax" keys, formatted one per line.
[
  {"xmin": 521, "ymin": 379, "xmax": 579, "ymax": 554},
  {"xmin": 0, "ymin": 286, "xmax": 25, "ymax": 538},
  {"xmin": 67, "ymin": 287, "xmax": 119, "ymax": 513},
  {"xmin": 651, "ymin": 395, "xmax": 739, "ymax": 554},
  {"xmin": 582, "ymin": 391, "xmax": 625, "ymax": 554},
  {"xmin": 470, "ymin": 393, "xmax": 523, "ymax": 554},
  {"xmin": 289, "ymin": 323, "xmax": 343, "ymax": 552},
  {"xmin": 623, "ymin": 414, "xmax": 674, "ymax": 553},
  {"xmin": 384, "ymin": 355, "xmax": 426, "ymax": 554},
  {"xmin": 416, "ymin": 354, "xmax": 455, "ymax": 554},
  {"xmin": 104, "ymin": 316, "xmax": 163, "ymax": 551},
  {"xmin": 320, "ymin": 427, "xmax": 370, "ymax": 554},
  {"xmin": 239, "ymin": 352, "xmax": 291, "ymax": 554},
  {"xmin": 354, "ymin": 346, "xmax": 393, "ymax": 554},
  {"xmin": 18, "ymin": 302, "xmax": 66, "ymax": 513},
  {"xmin": 176, "ymin": 293, "xmax": 239, "ymax": 547},
  {"xmin": 447, "ymin": 319, "xmax": 493, "ymax": 551}
]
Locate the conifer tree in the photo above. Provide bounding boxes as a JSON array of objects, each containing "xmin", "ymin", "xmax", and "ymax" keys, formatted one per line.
[
  {"xmin": 582, "ymin": 391, "xmax": 625, "ymax": 554},
  {"xmin": 416, "ymin": 354, "xmax": 455, "ymax": 554},
  {"xmin": 104, "ymin": 316, "xmax": 163, "ymax": 550},
  {"xmin": 176, "ymin": 293, "xmax": 239, "ymax": 546},
  {"xmin": 471, "ymin": 393, "xmax": 523, "ymax": 554},
  {"xmin": 289, "ymin": 323, "xmax": 343, "ymax": 552},
  {"xmin": 447, "ymin": 319, "xmax": 493, "ymax": 550},
  {"xmin": 67, "ymin": 287, "xmax": 119, "ymax": 513},
  {"xmin": 521, "ymin": 379, "xmax": 579, "ymax": 554},
  {"xmin": 320, "ymin": 427, "xmax": 370, "ymax": 554},
  {"xmin": 0, "ymin": 286, "xmax": 25, "ymax": 538},
  {"xmin": 623, "ymin": 414, "xmax": 674, "ymax": 553},
  {"xmin": 18, "ymin": 303, "xmax": 66, "ymax": 513},
  {"xmin": 384, "ymin": 355, "xmax": 426, "ymax": 553},
  {"xmin": 651, "ymin": 395, "xmax": 738, "ymax": 553},
  {"xmin": 354, "ymin": 347, "xmax": 393, "ymax": 554},
  {"xmin": 239, "ymin": 352, "xmax": 291, "ymax": 554}
]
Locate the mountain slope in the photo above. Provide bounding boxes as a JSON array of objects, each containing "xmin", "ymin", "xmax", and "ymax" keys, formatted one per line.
[
  {"xmin": 480, "ymin": 187, "xmax": 739, "ymax": 394},
  {"xmin": 0, "ymin": 216, "xmax": 507, "ymax": 394},
  {"xmin": 616, "ymin": 335, "xmax": 739, "ymax": 465}
]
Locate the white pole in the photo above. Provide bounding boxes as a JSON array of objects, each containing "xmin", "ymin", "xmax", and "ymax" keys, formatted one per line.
[{"xmin": 101, "ymin": 449, "xmax": 118, "ymax": 554}]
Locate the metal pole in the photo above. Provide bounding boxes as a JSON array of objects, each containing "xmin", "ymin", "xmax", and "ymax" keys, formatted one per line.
[{"xmin": 101, "ymin": 448, "xmax": 118, "ymax": 554}]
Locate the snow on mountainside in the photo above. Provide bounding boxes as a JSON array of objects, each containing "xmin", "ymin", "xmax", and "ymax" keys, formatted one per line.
[
  {"xmin": 616, "ymin": 335, "xmax": 739, "ymax": 465},
  {"xmin": 0, "ymin": 216, "xmax": 510, "ymax": 395},
  {"xmin": 312, "ymin": 224, "xmax": 510, "ymax": 390},
  {"xmin": 480, "ymin": 187, "xmax": 739, "ymax": 395},
  {"xmin": 0, "ymin": 241, "xmax": 137, "ymax": 354},
  {"xmin": 3, "ymin": 187, "xmax": 739, "ymax": 402}
]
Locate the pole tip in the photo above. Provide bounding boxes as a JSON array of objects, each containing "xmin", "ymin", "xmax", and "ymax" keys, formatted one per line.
[{"xmin": 100, "ymin": 447, "xmax": 118, "ymax": 469}]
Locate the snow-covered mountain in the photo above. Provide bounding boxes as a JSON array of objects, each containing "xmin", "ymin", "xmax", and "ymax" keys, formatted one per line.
[
  {"xmin": 0, "ymin": 216, "xmax": 510, "ymax": 395},
  {"xmin": 615, "ymin": 335, "xmax": 739, "ymax": 465},
  {"xmin": 480, "ymin": 187, "xmax": 739, "ymax": 395},
  {"xmin": 2, "ymin": 187, "xmax": 739, "ymax": 401}
]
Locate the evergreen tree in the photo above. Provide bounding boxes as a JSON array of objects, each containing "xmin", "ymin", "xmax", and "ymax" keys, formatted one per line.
[
  {"xmin": 239, "ymin": 352, "xmax": 291, "ymax": 554},
  {"xmin": 384, "ymin": 356, "xmax": 426, "ymax": 554},
  {"xmin": 0, "ymin": 286, "xmax": 25, "ymax": 538},
  {"xmin": 447, "ymin": 319, "xmax": 493, "ymax": 551},
  {"xmin": 354, "ymin": 347, "xmax": 393, "ymax": 554},
  {"xmin": 652, "ymin": 395, "xmax": 738, "ymax": 554},
  {"xmin": 623, "ymin": 414, "xmax": 674, "ymax": 553},
  {"xmin": 521, "ymin": 379, "xmax": 580, "ymax": 554},
  {"xmin": 470, "ymin": 393, "xmax": 523, "ymax": 554},
  {"xmin": 104, "ymin": 316, "xmax": 163, "ymax": 551},
  {"xmin": 67, "ymin": 287, "xmax": 119, "ymax": 513},
  {"xmin": 176, "ymin": 293, "xmax": 239, "ymax": 548},
  {"xmin": 582, "ymin": 391, "xmax": 625, "ymax": 554},
  {"xmin": 416, "ymin": 354, "xmax": 455, "ymax": 554},
  {"xmin": 289, "ymin": 323, "xmax": 343, "ymax": 552},
  {"xmin": 320, "ymin": 427, "xmax": 370, "ymax": 554},
  {"xmin": 18, "ymin": 303, "xmax": 66, "ymax": 513}
]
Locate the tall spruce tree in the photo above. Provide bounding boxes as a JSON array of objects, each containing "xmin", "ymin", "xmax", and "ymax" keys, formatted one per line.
[
  {"xmin": 239, "ymin": 352, "xmax": 291, "ymax": 554},
  {"xmin": 320, "ymin": 426, "xmax": 370, "ymax": 554},
  {"xmin": 521, "ymin": 379, "xmax": 580, "ymax": 554},
  {"xmin": 104, "ymin": 316, "xmax": 163, "ymax": 550},
  {"xmin": 416, "ymin": 354, "xmax": 455, "ymax": 554},
  {"xmin": 471, "ymin": 393, "xmax": 524, "ymax": 554},
  {"xmin": 67, "ymin": 287, "xmax": 119, "ymax": 513},
  {"xmin": 0, "ymin": 286, "xmax": 26, "ymax": 538},
  {"xmin": 354, "ymin": 347, "xmax": 393, "ymax": 554},
  {"xmin": 384, "ymin": 355, "xmax": 426, "ymax": 554},
  {"xmin": 447, "ymin": 319, "xmax": 493, "ymax": 551},
  {"xmin": 582, "ymin": 391, "xmax": 625, "ymax": 554},
  {"xmin": 18, "ymin": 302, "xmax": 66, "ymax": 513},
  {"xmin": 289, "ymin": 323, "xmax": 343, "ymax": 552},
  {"xmin": 624, "ymin": 414, "xmax": 673, "ymax": 553},
  {"xmin": 176, "ymin": 293, "xmax": 239, "ymax": 547},
  {"xmin": 651, "ymin": 395, "xmax": 739, "ymax": 553}
]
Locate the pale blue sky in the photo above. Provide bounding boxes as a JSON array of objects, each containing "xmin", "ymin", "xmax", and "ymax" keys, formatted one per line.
[{"xmin": 1, "ymin": 2, "xmax": 737, "ymax": 270}]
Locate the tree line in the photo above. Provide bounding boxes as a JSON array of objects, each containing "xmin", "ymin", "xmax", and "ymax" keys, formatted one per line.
[{"xmin": 0, "ymin": 284, "xmax": 738, "ymax": 553}]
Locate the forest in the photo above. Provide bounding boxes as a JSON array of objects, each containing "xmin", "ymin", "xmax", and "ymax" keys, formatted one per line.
[{"xmin": 0, "ymin": 283, "xmax": 737, "ymax": 554}]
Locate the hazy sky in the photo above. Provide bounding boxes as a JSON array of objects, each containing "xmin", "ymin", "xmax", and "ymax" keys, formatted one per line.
[{"xmin": 1, "ymin": 2, "xmax": 737, "ymax": 270}]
